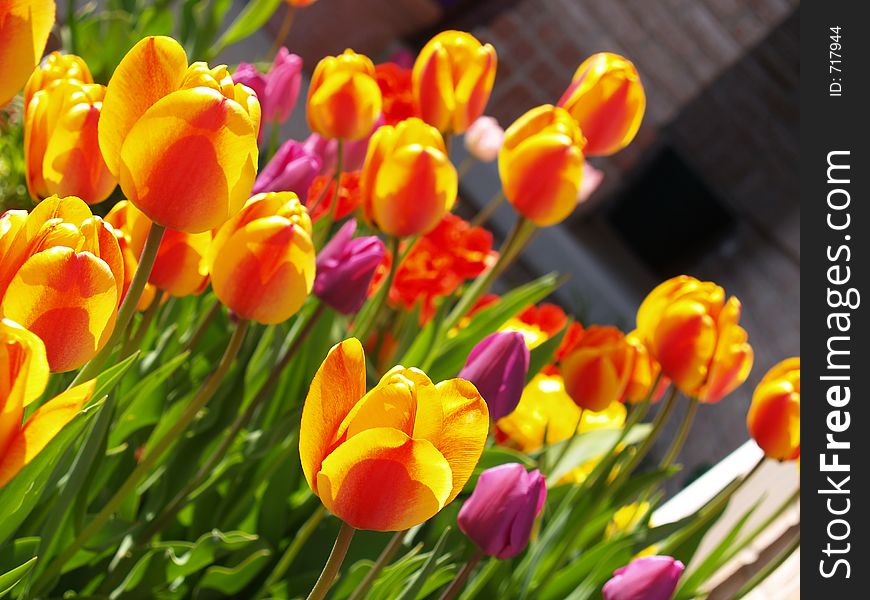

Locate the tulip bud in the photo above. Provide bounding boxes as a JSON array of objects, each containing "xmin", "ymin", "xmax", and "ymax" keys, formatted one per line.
[
  {"xmin": 0, "ymin": 196, "xmax": 124, "ymax": 372},
  {"xmin": 557, "ymin": 52, "xmax": 646, "ymax": 157},
  {"xmin": 412, "ymin": 31, "xmax": 497, "ymax": 134},
  {"xmin": 24, "ymin": 51, "xmax": 93, "ymax": 108},
  {"xmin": 458, "ymin": 463, "xmax": 546, "ymax": 559},
  {"xmin": 747, "ymin": 358, "xmax": 800, "ymax": 461},
  {"xmin": 314, "ymin": 219, "xmax": 385, "ymax": 314},
  {"xmin": 362, "ymin": 117, "xmax": 457, "ymax": 237},
  {"xmin": 253, "ymin": 140, "xmax": 322, "ymax": 201},
  {"xmin": 464, "ymin": 116, "xmax": 504, "ymax": 162},
  {"xmin": 307, "ymin": 49, "xmax": 382, "ymax": 141},
  {"xmin": 98, "ymin": 36, "xmax": 260, "ymax": 233},
  {"xmin": 602, "ymin": 555, "xmax": 684, "ymax": 600},
  {"xmin": 25, "ymin": 80, "xmax": 116, "ymax": 204},
  {"xmin": 636, "ymin": 276, "xmax": 753, "ymax": 403},
  {"xmin": 624, "ymin": 330, "xmax": 668, "ymax": 404},
  {"xmin": 499, "ymin": 105, "xmax": 586, "ymax": 227},
  {"xmin": 560, "ymin": 326, "xmax": 636, "ymax": 412},
  {"xmin": 263, "ymin": 48, "xmax": 303, "ymax": 123},
  {"xmin": 207, "ymin": 192, "xmax": 315, "ymax": 324},
  {"xmin": 459, "ymin": 331, "xmax": 530, "ymax": 421},
  {"xmin": 0, "ymin": 0, "xmax": 55, "ymax": 107}
]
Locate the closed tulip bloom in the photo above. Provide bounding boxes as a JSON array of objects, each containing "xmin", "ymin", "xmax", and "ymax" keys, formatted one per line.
[
  {"xmin": 300, "ymin": 338, "xmax": 489, "ymax": 531},
  {"xmin": 24, "ymin": 51, "xmax": 93, "ymax": 108},
  {"xmin": 747, "ymin": 358, "xmax": 800, "ymax": 460},
  {"xmin": 499, "ymin": 105, "xmax": 586, "ymax": 227},
  {"xmin": 0, "ymin": 319, "xmax": 95, "ymax": 487},
  {"xmin": 557, "ymin": 52, "xmax": 645, "ymax": 157},
  {"xmin": 314, "ymin": 219, "xmax": 385, "ymax": 314},
  {"xmin": 602, "ymin": 556, "xmax": 685, "ymax": 600},
  {"xmin": 362, "ymin": 117, "xmax": 457, "ymax": 237},
  {"xmin": 458, "ymin": 463, "xmax": 546, "ymax": 559},
  {"xmin": 0, "ymin": 0, "xmax": 55, "ymax": 107},
  {"xmin": 207, "ymin": 192, "xmax": 315, "ymax": 324},
  {"xmin": 624, "ymin": 330, "xmax": 668, "ymax": 404},
  {"xmin": 412, "ymin": 31, "xmax": 497, "ymax": 134},
  {"xmin": 264, "ymin": 48, "xmax": 303, "ymax": 123},
  {"xmin": 307, "ymin": 49, "xmax": 382, "ymax": 141},
  {"xmin": 25, "ymin": 80, "xmax": 116, "ymax": 204},
  {"xmin": 458, "ymin": 331, "xmax": 530, "ymax": 421},
  {"xmin": 253, "ymin": 139, "xmax": 322, "ymax": 201},
  {"xmin": 98, "ymin": 36, "xmax": 260, "ymax": 233},
  {"xmin": 560, "ymin": 326, "xmax": 636, "ymax": 412},
  {"xmin": 0, "ymin": 196, "xmax": 124, "ymax": 372},
  {"xmin": 636, "ymin": 276, "xmax": 753, "ymax": 403},
  {"xmin": 106, "ymin": 201, "xmax": 211, "ymax": 298},
  {"xmin": 464, "ymin": 115, "xmax": 504, "ymax": 162}
]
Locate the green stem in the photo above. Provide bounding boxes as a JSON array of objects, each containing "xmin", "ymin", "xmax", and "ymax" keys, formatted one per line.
[
  {"xmin": 660, "ymin": 397, "xmax": 698, "ymax": 468},
  {"xmin": 183, "ymin": 299, "xmax": 221, "ymax": 353},
  {"xmin": 470, "ymin": 191, "xmax": 504, "ymax": 227},
  {"xmin": 347, "ymin": 530, "xmax": 405, "ymax": 600},
  {"xmin": 437, "ymin": 549, "xmax": 484, "ymax": 600},
  {"xmin": 548, "ymin": 409, "xmax": 583, "ymax": 477},
  {"xmin": 353, "ymin": 236, "xmax": 400, "ymax": 342},
  {"xmin": 119, "ymin": 291, "xmax": 162, "ymax": 358},
  {"xmin": 69, "ymin": 223, "xmax": 166, "ymax": 388},
  {"xmin": 254, "ymin": 506, "xmax": 327, "ymax": 600},
  {"xmin": 32, "ymin": 319, "xmax": 249, "ymax": 596},
  {"xmin": 268, "ymin": 4, "xmax": 296, "ymax": 59},
  {"xmin": 456, "ymin": 155, "xmax": 476, "ymax": 179},
  {"xmin": 306, "ymin": 521, "xmax": 356, "ymax": 600}
]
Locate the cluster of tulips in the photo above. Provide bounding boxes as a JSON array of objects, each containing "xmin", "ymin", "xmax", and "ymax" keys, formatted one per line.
[{"xmin": 0, "ymin": 1, "xmax": 799, "ymax": 599}]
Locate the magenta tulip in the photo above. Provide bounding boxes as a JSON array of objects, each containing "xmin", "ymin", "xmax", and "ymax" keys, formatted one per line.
[
  {"xmin": 314, "ymin": 219, "xmax": 385, "ymax": 314},
  {"xmin": 458, "ymin": 331, "xmax": 529, "ymax": 421},
  {"xmin": 602, "ymin": 556, "xmax": 685, "ymax": 600},
  {"xmin": 458, "ymin": 463, "xmax": 546, "ymax": 559},
  {"xmin": 302, "ymin": 113, "xmax": 385, "ymax": 176},
  {"xmin": 264, "ymin": 48, "xmax": 303, "ymax": 123},
  {"xmin": 252, "ymin": 140, "xmax": 322, "ymax": 201}
]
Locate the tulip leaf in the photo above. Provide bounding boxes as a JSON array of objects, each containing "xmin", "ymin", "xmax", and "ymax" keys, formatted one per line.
[
  {"xmin": 394, "ymin": 526, "xmax": 453, "ymax": 600},
  {"xmin": 212, "ymin": 0, "xmax": 283, "ymax": 55},
  {"xmin": 536, "ymin": 537, "xmax": 635, "ymax": 600},
  {"xmin": 462, "ymin": 447, "xmax": 537, "ymax": 494},
  {"xmin": 196, "ymin": 546, "xmax": 272, "ymax": 595},
  {"xmin": 0, "ymin": 556, "xmax": 37, "ymax": 598},
  {"xmin": 90, "ymin": 352, "xmax": 141, "ymax": 406},
  {"xmin": 543, "ymin": 425, "xmax": 652, "ymax": 486},
  {"xmin": 157, "ymin": 530, "xmax": 260, "ymax": 580}
]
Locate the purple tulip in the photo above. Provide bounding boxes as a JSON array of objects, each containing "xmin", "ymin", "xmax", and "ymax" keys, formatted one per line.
[
  {"xmin": 263, "ymin": 48, "xmax": 303, "ymax": 123},
  {"xmin": 458, "ymin": 331, "xmax": 529, "ymax": 421},
  {"xmin": 602, "ymin": 556, "xmax": 685, "ymax": 600},
  {"xmin": 314, "ymin": 219, "xmax": 385, "ymax": 314},
  {"xmin": 458, "ymin": 463, "xmax": 546, "ymax": 559},
  {"xmin": 302, "ymin": 113, "xmax": 384, "ymax": 176},
  {"xmin": 253, "ymin": 140, "xmax": 322, "ymax": 201}
]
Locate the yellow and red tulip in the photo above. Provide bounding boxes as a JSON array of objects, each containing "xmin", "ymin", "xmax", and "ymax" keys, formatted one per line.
[
  {"xmin": 412, "ymin": 30, "xmax": 497, "ymax": 135},
  {"xmin": 747, "ymin": 358, "xmax": 800, "ymax": 461},
  {"xmin": 0, "ymin": 196, "xmax": 124, "ymax": 372},
  {"xmin": 636, "ymin": 276, "xmax": 753, "ymax": 403},
  {"xmin": 624, "ymin": 330, "xmax": 668, "ymax": 404},
  {"xmin": 498, "ymin": 105, "xmax": 586, "ymax": 227},
  {"xmin": 0, "ymin": 0, "xmax": 55, "ymax": 107},
  {"xmin": 300, "ymin": 338, "xmax": 489, "ymax": 531},
  {"xmin": 25, "ymin": 80, "xmax": 116, "ymax": 204},
  {"xmin": 98, "ymin": 36, "xmax": 260, "ymax": 233},
  {"xmin": 557, "ymin": 52, "xmax": 645, "ymax": 157},
  {"xmin": 24, "ymin": 51, "xmax": 94, "ymax": 108},
  {"xmin": 560, "ymin": 326, "xmax": 636, "ymax": 412},
  {"xmin": 361, "ymin": 117, "xmax": 457, "ymax": 237},
  {"xmin": 207, "ymin": 192, "xmax": 315, "ymax": 324},
  {"xmin": 307, "ymin": 49, "xmax": 382, "ymax": 141},
  {"xmin": 0, "ymin": 318, "xmax": 95, "ymax": 487}
]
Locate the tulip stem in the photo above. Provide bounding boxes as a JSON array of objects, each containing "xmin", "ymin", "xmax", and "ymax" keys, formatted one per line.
[
  {"xmin": 548, "ymin": 409, "xmax": 583, "ymax": 477},
  {"xmin": 347, "ymin": 530, "xmax": 406, "ymax": 600},
  {"xmin": 183, "ymin": 299, "xmax": 221, "ymax": 352},
  {"xmin": 470, "ymin": 190, "xmax": 505, "ymax": 227},
  {"xmin": 33, "ymin": 318, "xmax": 249, "ymax": 597},
  {"xmin": 69, "ymin": 223, "xmax": 166, "ymax": 388},
  {"xmin": 306, "ymin": 521, "xmax": 356, "ymax": 600},
  {"xmin": 660, "ymin": 397, "xmax": 698, "ymax": 468},
  {"xmin": 254, "ymin": 505, "xmax": 328, "ymax": 600},
  {"xmin": 119, "ymin": 291, "xmax": 163, "ymax": 358},
  {"xmin": 457, "ymin": 155, "xmax": 476, "ymax": 180},
  {"xmin": 269, "ymin": 4, "xmax": 296, "ymax": 59},
  {"xmin": 138, "ymin": 303, "xmax": 325, "ymax": 542},
  {"xmin": 353, "ymin": 236, "xmax": 400, "ymax": 342},
  {"xmin": 437, "ymin": 548, "xmax": 484, "ymax": 600}
]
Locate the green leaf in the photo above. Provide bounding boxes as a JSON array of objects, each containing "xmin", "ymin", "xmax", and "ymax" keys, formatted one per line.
[
  {"xmin": 543, "ymin": 425, "xmax": 652, "ymax": 485},
  {"xmin": 212, "ymin": 0, "xmax": 283, "ymax": 55},
  {"xmin": 526, "ymin": 322, "xmax": 569, "ymax": 383},
  {"xmin": 0, "ymin": 556, "xmax": 37, "ymax": 598},
  {"xmin": 394, "ymin": 526, "xmax": 452, "ymax": 600},
  {"xmin": 90, "ymin": 352, "xmax": 140, "ymax": 404},
  {"xmin": 462, "ymin": 447, "xmax": 536, "ymax": 494},
  {"xmin": 157, "ymin": 530, "xmax": 259, "ymax": 580},
  {"xmin": 538, "ymin": 537, "xmax": 635, "ymax": 600},
  {"xmin": 196, "ymin": 547, "xmax": 272, "ymax": 595}
]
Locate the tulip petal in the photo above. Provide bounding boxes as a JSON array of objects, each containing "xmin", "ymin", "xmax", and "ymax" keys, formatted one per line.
[
  {"xmin": 653, "ymin": 300, "xmax": 717, "ymax": 394},
  {"xmin": 0, "ymin": 379, "xmax": 93, "ymax": 487},
  {"xmin": 98, "ymin": 36, "xmax": 189, "ymax": 177},
  {"xmin": 150, "ymin": 229, "xmax": 210, "ymax": 297},
  {"xmin": 0, "ymin": 0, "xmax": 56, "ymax": 107},
  {"xmin": 300, "ymin": 338, "xmax": 367, "ymax": 493},
  {"xmin": 0, "ymin": 318, "xmax": 48, "ymax": 408},
  {"xmin": 316, "ymin": 427, "xmax": 452, "ymax": 531}
]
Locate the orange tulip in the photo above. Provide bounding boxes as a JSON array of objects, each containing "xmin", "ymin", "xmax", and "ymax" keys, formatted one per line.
[
  {"xmin": 106, "ymin": 201, "xmax": 210, "ymax": 298},
  {"xmin": 412, "ymin": 30, "xmax": 497, "ymax": 135},
  {"xmin": 286, "ymin": 0, "xmax": 317, "ymax": 5},
  {"xmin": 636, "ymin": 276, "xmax": 753, "ymax": 403},
  {"xmin": 0, "ymin": 0, "xmax": 55, "ymax": 107},
  {"xmin": 300, "ymin": 338, "xmax": 489, "ymax": 531},
  {"xmin": 0, "ymin": 196, "xmax": 125, "ymax": 372},
  {"xmin": 361, "ymin": 117, "xmax": 457, "ymax": 237},
  {"xmin": 557, "ymin": 52, "xmax": 645, "ymax": 157},
  {"xmin": 560, "ymin": 326, "xmax": 636, "ymax": 412},
  {"xmin": 624, "ymin": 330, "xmax": 669, "ymax": 404},
  {"xmin": 24, "ymin": 51, "xmax": 94, "ymax": 108},
  {"xmin": 98, "ymin": 36, "xmax": 260, "ymax": 233},
  {"xmin": 207, "ymin": 192, "xmax": 315, "ymax": 324},
  {"xmin": 0, "ymin": 319, "xmax": 95, "ymax": 486},
  {"xmin": 747, "ymin": 358, "xmax": 800, "ymax": 461},
  {"xmin": 498, "ymin": 105, "xmax": 586, "ymax": 227},
  {"xmin": 307, "ymin": 49, "xmax": 382, "ymax": 141},
  {"xmin": 25, "ymin": 80, "xmax": 116, "ymax": 204}
]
